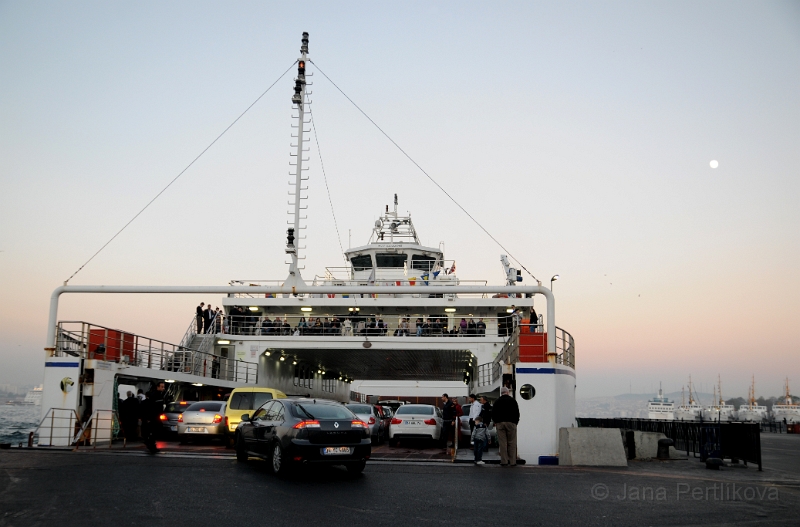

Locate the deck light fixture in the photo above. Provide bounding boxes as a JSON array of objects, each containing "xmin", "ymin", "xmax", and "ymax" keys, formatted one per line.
[
  {"xmin": 279, "ymin": 355, "xmax": 285, "ymax": 361},
  {"xmin": 248, "ymin": 306, "xmax": 259, "ymax": 312},
  {"xmin": 165, "ymin": 379, "xmax": 176, "ymax": 383},
  {"xmin": 301, "ymin": 307, "xmax": 312, "ymax": 312},
  {"xmin": 265, "ymin": 350, "xmax": 271, "ymax": 356},
  {"xmin": 550, "ymin": 274, "xmax": 559, "ymax": 292},
  {"xmin": 192, "ymin": 383, "xmax": 204, "ymax": 387},
  {"xmin": 217, "ymin": 340, "xmax": 230, "ymax": 345},
  {"xmin": 292, "ymin": 359, "xmax": 297, "ymax": 365},
  {"xmin": 444, "ymin": 308, "xmax": 456, "ymax": 313}
]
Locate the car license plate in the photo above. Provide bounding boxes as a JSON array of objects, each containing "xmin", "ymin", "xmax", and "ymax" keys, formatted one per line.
[
  {"xmin": 170, "ymin": 426, "xmax": 177, "ymax": 431},
  {"xmin": 404, "ymin": 420, "xmax": 422, "ymax": 425},
  {"xmin": 188, "ymin": 427, "xmax": 207, "ymax": 433},
  {"xmin": 322, "ymin": 446, "xmax": 352, "ymax": 455}
]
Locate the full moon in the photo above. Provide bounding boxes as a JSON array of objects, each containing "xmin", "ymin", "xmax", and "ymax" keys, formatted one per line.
[{"xmin": 710, "ymin": 160, "xmax": 719, "ymax": 169}]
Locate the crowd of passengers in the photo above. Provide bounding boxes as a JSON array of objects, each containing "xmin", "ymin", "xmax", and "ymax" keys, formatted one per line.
[{"xmin": 196, "ymin": 304, "xmax": 489, "ymax": 337}]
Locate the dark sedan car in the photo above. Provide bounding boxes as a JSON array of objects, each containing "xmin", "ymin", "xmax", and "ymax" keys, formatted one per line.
[{"xmin": 234, "ymin": 398, "xmax": 371, "ymax": 475}]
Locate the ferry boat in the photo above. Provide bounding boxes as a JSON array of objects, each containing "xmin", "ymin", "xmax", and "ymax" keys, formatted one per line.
[
  {"xmin": 737, "ymin": 376, "xmax": 768, "ymax": 422},
  {"xmin": 22, "ymin": 385, "xmax": 42, "ymax": 406},
  {"xmin": 36, "ymin": 32, "xmax": 576, "ymax": 463},
  {"xmin": 771, "ymin": 378, "xmax": 800, "ymax": 424},
  {"xmin": 702, "ymin": 377, "xmax": 737, "ymax": 422},
  {"xmin": 646, "ymin": 384, "xmax": 674, "ymax": 420},
  {"xmin": 674, "ymin": 378, "xmax": 703, "ymax": 421}
]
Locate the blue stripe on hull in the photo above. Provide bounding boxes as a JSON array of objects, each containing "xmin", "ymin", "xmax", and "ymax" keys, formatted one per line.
[{"xmin": 515, "ymin": 367, "xmax": 576, "ymax": 378}]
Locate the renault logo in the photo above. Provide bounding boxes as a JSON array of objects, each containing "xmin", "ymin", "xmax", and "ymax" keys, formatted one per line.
[{"xmin": 334, "ymin": 422, "xmax": 339, "ymax": 428}]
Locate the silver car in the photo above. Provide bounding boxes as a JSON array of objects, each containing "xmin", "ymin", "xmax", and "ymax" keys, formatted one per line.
[
  {"xmin": 345, "ymin": 403, "xmax": 385, "ymax": 444},
  {"xmin": 177, "ymin": 401, "xmax": 228, "ymax": 443}
]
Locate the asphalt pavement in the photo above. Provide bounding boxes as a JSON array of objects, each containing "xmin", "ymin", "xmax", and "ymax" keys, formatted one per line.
[{"xmin": 1, "ymin": 434, "xmax": 798, "ymax": 527}]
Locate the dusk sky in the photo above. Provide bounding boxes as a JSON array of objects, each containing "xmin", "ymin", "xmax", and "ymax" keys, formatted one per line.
[{"xmin": 1, "ymin": 1, "xmax": 798, "ymax": 399}]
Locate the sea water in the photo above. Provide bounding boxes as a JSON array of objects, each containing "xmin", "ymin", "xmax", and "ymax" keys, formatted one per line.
[{"xmin": 0, "ymin": 405, "xmax": 40, "ymax": 445}]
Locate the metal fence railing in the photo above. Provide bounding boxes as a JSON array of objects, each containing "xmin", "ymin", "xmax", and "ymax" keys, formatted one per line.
[
  {"xmin": 215, "ymin": 314, "xmax": 522, "ymax": 338},
  {"xmin": 577, "ymin": 418, "xmax": 762, "ymax": 471},
  {"xmin": 54, "ymin": 321, "xmax": 257, "ymax": 384}
]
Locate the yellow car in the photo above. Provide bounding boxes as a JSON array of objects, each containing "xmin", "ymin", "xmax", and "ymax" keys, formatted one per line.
[{"xmin": 225, "ymin": 387, "xmax": 286, "ymax": 435}]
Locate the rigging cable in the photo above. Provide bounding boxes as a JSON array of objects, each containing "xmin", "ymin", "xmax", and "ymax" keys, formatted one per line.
[
  {"xmin": 64, "ymin": 61, "xmax": 299, "ymax": 284},
  {"xmin": 307, "ymin": 105, "xmax": 346, "ymax": 263},
  {"xmin": 309, "ymin": 60, "xmax": 540, "ymax": 284}
]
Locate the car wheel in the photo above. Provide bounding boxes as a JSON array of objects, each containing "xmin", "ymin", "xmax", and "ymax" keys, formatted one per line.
[
  {"xmin": 270, "ymin": 442, "xmax": 289, "ymax": 476},
  {"xmin": 346, "ymin": 460, "xmax": 366, "ymax": 474},
  {"xmin": 235, "ymin": 434, "xmax": 248, "ymax": 463}
]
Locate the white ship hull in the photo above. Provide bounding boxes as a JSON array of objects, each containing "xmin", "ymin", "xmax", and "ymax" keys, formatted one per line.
[
  {"xmin": 737, "ymin": 405, "xmax": 768, "ymax": 422},
  {"xmin": 702, "ymin": 407, "xmax": 737, "ymax": 422},
  {"xmin": 772, "ymin": 406, "xmax": 800, "ymax": 424},
  {"xmin": 675, "ymin": 406, "xmax": 702, "ymax": 421}
]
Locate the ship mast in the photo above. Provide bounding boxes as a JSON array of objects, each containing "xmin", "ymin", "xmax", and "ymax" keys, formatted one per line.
[{"xmin": 285, "ymin": 32, "xmax": 311, "ymax": 289}]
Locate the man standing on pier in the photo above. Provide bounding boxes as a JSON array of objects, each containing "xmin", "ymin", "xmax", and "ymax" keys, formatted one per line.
[{"xmin": 492, "ymin": 387, "xmax": 520, "ymax": 466}]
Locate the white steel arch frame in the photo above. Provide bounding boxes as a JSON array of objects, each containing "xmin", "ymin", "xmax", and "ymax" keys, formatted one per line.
[{"xmin": 46, "ymin": 285, "xmax": 556, "ymax": 356}]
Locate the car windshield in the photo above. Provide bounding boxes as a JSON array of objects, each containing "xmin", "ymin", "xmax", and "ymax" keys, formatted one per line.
[
  {"xmin": 395, "ymin": 405, "xmax": 434, "ymax": 415},
  {"xmin": 165, "ymin": 402, "xmax": 193, "ymax": 413},
  {"xmin": 293, "ymin": 403, "xmax": 356, "ymax": 420},
  {"xmin": 346, "ymin": 404, "xmax": 373, "ymax": 414},
  {"xmin": 186, "ymin": 402, "xmax": 224, "ymax": 412}
]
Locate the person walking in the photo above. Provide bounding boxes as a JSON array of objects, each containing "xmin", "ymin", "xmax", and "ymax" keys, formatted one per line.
[
  {"xmin": 142, "ymin": 382, "xmax": 168, "ymax": 453},
  {"xmin": 492, "ymin": 387, "xmax": 520, "ymax": 466},
  {"xmin": 441, "ymin": 393, "xmax": 455, "ymax": 453},
  {"xmin": 196, "ymin": 302, "xmax": 205, "ymax": 333},
  {"xmin": 467, "ymin": 394, "xmax": 482, "ymax": 441},
  {"xmin": 120, "ymin": 391, "xmax": 139, "ymax": 441},
  {"xmin": 471, "ymin": 416, "xmax": 489, "ymax": 465}
]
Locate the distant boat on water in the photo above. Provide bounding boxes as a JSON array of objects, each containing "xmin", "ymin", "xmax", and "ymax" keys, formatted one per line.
[
  {"xmin": 647, "ymin": 383, "xmax": 674, "ymax": 420},
  {"xmin": 738, "ymin": 376, "xmax": 768, "ymax": 422},
  {"xmin": 771, "ymin": 378, "xmax": 800, "ymax": 424},
  {"xmin": 675, "ymin": 377, "xmax": 703, "ymax": 421},
  {"xmin": 702, "ymin": 376, "xmax": 736, "ymax": 422},
  {"xmin": 22, "ymin": 385, "xmax": 42, "ymax": 406}
]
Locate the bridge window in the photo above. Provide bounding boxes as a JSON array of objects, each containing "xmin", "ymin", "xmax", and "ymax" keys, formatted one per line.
[
  {"xmin": 410, "ymin": 254, "xmax": 437, "ymax": 272},
  {"xmin": 350, "ymin": 254, "xmax": 373, "ymax": 271},
  {"xmin": 376, "ymin": 253, "xmax": 407, "ymax": 268}
]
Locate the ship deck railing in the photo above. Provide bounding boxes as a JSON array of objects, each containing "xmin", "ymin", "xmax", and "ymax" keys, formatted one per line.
[
  {"xmin": 227, "ymin": 277, "xmax": 496, "ymax": 298},
  {"xmin": 204, "ymin": 313, "xmax": 538, "ymax": 339},
  {"xmin": 54, "ymin": 321, "xmax": 258, "ymax": 384}
]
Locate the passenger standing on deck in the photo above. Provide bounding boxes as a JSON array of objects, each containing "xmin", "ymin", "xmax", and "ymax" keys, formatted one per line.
[
  {"xmin": 202, "ymin": 304, "xmax": 212, "ymax": 334},
  {"xmin": 441, "ymin": 393, "xmax": 455, "ymax": 453},
  {"xmin": 196, "ymin": 302, "xmax": 205, "ymax": 333},
  {"xmin": 529, "ymin": 306, "xmax": 538, "ymax": 333},
  {"xmin": 493, "ymin": 387, "xmax": 520, "ymax": 467},
  {"xmin": 468, "ymin": 394, "xmax": 481, "ymax": 438}
]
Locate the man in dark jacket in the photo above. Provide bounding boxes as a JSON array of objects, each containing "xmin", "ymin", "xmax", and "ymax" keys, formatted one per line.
[
  {"xmin": 142, "ymin": 382, "xmax": 169, "ymax": 453},
  {"xmin": 492, "ymin": 387, "xmax": 520, "ymax": 466},
  {"xmin": 441, "ymin": 394, "xmax": 455, "ymax": 451},
  {"xmin": 196, "ymin": 302, "xmax": 205, "ymax": 333}
]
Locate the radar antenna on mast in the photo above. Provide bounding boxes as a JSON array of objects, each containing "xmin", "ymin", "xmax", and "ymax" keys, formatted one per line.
[{"xmin": 285, "ymin": 32, "xmax": 312, "ymax": 290}]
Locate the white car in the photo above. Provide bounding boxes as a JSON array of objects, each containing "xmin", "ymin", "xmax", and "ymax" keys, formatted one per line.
[{"xmin": 388, "ymin": 404, "xmax": 443, "ymax": 446}]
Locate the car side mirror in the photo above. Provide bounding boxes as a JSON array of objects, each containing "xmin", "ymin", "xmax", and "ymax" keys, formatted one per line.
[{"xmin": 240, "ymin": 414, "xmax": 250, "ymax": 422}]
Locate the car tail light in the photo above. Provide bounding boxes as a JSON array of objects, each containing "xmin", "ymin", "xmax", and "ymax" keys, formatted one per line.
[
  {"xmin": 351, "ymin": 420, "xmax": 368, "ymax": 429},
  {"xmin": 159, "ymin": 414, "xmax": 167, "ymax": 421},
  {"xmin": 179, "ymin": 401, "xmax": 188, "ymax": 405},
  {"xmin": 212, "ymin": 414, "xmax": 223, "ymax": 424},
  {"xmin": 391, "ymin": 418, "xmax": 402, "ymax": 425},
  {"xmin": 178, "ymin": 414, "xmax": 183, "ymax": 423},
  {"xmin": 293, "ymin": 420, "xmax": 321, "ymax": 429},
  {"xmin": 368, "ymin": 416, "xmax": 376, "ymax": 425},
  {"xmin": 424, "ymin": 419, "xmax": 437, "ymax": 425}
]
